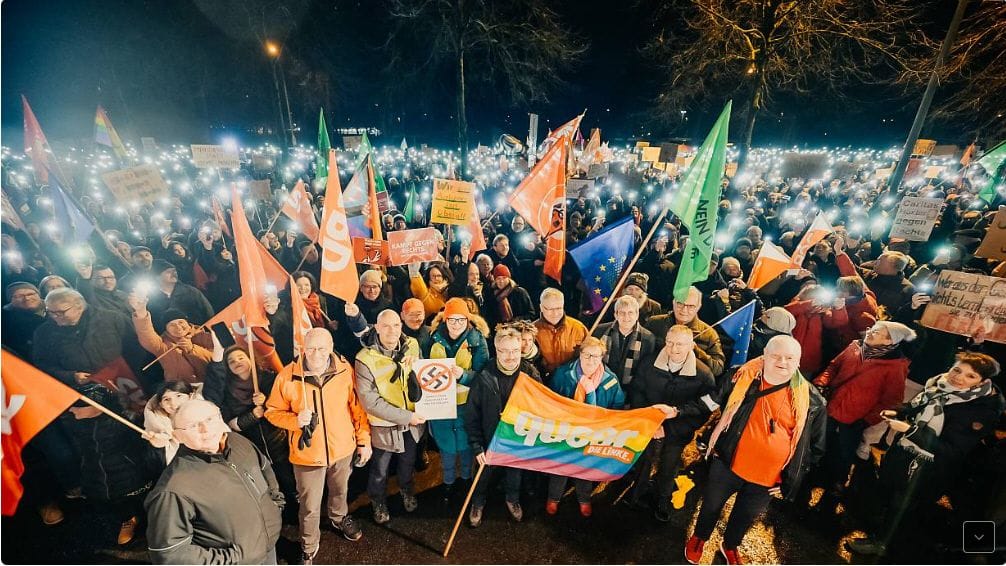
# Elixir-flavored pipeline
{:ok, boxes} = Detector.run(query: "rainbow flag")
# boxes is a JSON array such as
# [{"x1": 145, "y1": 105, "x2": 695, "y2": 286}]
[
  {"x1": 94, "y1": 105, "x2": 128, "y2": 159},
  {"x1": 485, "y1": 375, "x2": 665, "y2": 481}
]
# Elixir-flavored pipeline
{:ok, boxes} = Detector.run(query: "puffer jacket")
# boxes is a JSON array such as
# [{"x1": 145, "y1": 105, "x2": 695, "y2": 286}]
[
  {"x1": 427, "y1": 316, "x2": 490, "y2": 454},
  {"x1": 265, "y1": 354, "x2": 371, "y2": 467},
  {"x1": 814, "y1": 341, "x2": 910, "y2": 426},
  {"x1": 549, "y1": 359, "x2": 625, "y2": 409},
  {"x1": 534, "y1": 315, "x2": 589, "y2": 376},
  {"x1": 785, "y1": 299, "x2": 846, "y2": 376},
  {"x1": 144, "y1": 432, "x2": 283, "y2": 565}
]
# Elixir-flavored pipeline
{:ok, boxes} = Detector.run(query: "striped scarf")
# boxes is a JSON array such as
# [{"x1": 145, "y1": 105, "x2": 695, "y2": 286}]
[
  {"x1": 897, "y1": 374, "x2": 994, "y2": 462},
  {"x1": 602, "y1": 323, "x2": 643, "y2": 384}
]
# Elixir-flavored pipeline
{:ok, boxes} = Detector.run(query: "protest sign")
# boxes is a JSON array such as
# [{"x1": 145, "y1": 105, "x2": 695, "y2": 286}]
[
  {"x1": 249, "y1": 179, "x2": 271, "y2": 200},
  {"x1": 925, "y1": 166, "x2": 945, "y2": 179},
  {"x1": 190, "y1": 144, "x2": 239, "y2": 169},
  {"x1": 921, "y1": 270, "x2": 1006, "y2": 344},
  {"x1": 352, "y1": 237, "x2": 389, "y2": 266},
  {"x1": 634, "y1": 141, "x2": 650, "y2": 149},
  {"x1": 251, "y1": 154, "x2": 275, "y2": 172},
  {"x1": 912, "y1": 139, "x2": 937, "y2": 157},
  {"x1": 566, "y1": 179, "x2": 594, "y2": 198},
  {"x1": 586, "y1": 163, "x2": 609, "y2": 178},
  {"x1": 412, "y1": 358, "x2": 460, "y2": 420},
  {"x1": 100, "y1": 164, "x2": 170, "y2": 205},
  {"x1": 430, "y1": 178, "x2": 475, "y2": 225},
  {"x1": 725, "y1": 162, "x2": 738, "y2": 178},
  {"x1": 889, "y1": 196, "x2": 943, "y2": 241},
  {"x1": 641, "y1": 146, "x2": 661, "y2": 163},
  {"x1": 342, "y1": 135, "x2": 362, "y2": 150},
  {"x1": 780, "y1": 152, "x2": 829, "y2": 180},
  {"x1": 874, "y1": 167, "x2": 894, "y2": 180},
  {"x1": 140, "y1": 137, "x2": 157, "y2": 154},
  {"x1": 659, "y1": 143, "x2": 678, "y2": 163},
  {"x1": 975, "y1": 208, "x2": 1006, "y2": 261},
  {"x1": 932, "y1": 144, "x2": 958, "y2": 157},
  {"x1": 387, "y1": 227, "x2": 441, "y2": 265}
]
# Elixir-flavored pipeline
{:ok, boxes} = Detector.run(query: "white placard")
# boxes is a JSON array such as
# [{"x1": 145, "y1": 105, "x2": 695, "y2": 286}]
[
  {"x1": 889, "y1": 196, "x2": 943, "y2": 241},
  {"x1": 412, "y1": 358, "x2": 459, "y2": 420},
  {"x1": 190, "y1": 144, "x2": 240, "y2": 169}
]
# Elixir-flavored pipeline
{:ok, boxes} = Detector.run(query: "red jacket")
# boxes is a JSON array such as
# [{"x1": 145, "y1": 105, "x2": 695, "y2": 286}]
[
  {"x1": 827, "y1": 292, "x2": 879, "y2": 352},
  {"x1": 785, "y1": 299, "x2": 846, "y2": 376},
  {"x1": 813, "y1": 341, "x2": 909, "y2": 426}
]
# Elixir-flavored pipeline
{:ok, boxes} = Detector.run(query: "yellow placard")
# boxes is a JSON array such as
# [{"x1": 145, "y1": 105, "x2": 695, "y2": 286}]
[
  {"x1": 641, "y1": 146, "x2": 661, "y2": 163},
  {"x1": 430, "y1": 178, "x2": 475, "y2": 225}
]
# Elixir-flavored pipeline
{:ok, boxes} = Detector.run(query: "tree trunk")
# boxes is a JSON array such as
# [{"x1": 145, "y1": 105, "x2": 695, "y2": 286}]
[
  {"x1": 738, "y1": 65, "x2": 766, "y2": 173},
  {"x1": 456, "y1": 50, "x2": 468, "y2": 178}
]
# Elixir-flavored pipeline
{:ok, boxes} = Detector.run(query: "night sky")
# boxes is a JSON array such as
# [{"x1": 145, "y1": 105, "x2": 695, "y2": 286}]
[{"x1": 1, "y1": 0, "x2": 968, "y2": 150}]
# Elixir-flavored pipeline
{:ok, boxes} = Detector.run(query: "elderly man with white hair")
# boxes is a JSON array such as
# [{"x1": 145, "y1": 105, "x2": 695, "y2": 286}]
[
  {"x1": 592, "y1": 295, "x2": 656, "y2": 399},
  {"x1": 684, "y1": 335, "x2": 826, "y2": 566}
]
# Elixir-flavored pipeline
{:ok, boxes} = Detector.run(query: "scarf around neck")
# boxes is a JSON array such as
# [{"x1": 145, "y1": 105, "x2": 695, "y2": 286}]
[
  {"x1": 574, "y1": 359, "x2": 605, "y2": 403},
  {"x1": 303, "y1": 292, "x2": 325, "y2": 327},
  {"x1": 602, "y1": 323, "x2": 643, "y2": 383},
  {"x1": 862, "y1": 340, "x2": 898, "y2": 359},
  {"x1": 897, "y1": 373, "x2": 994, "y2": 463},
  {"x1": 494, "y1": 279, "x2": 516, "y2": 323}
]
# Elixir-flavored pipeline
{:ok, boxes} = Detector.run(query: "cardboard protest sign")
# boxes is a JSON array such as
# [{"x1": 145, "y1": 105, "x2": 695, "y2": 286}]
[
  {"x1": 725, "y1": 162, "x2": 739, "y2": 178},
  {"x1": 975, "y1": 208, "x2": 1006, "y2": 261},
  {"x1": 566, "y1": 178, "x2": 594, "y2": 198},
  {"x1": 430, "y1": 178, "x2": 475, "y2": 225},
  {"x1": 342, "y1": 135, "x2": 362, "y2": 150},
  {"x1": 634, "y1": 141, "x2": 650, "y2": 149},
  {"x1": 388, "y1": 227, "x2": 441, "y2": 265},
  {"x1": 249, "y1": 179, "x2": 271, "y2": 200},
  {"x1": 921, "y1": 270, "x2": 1006, "y2": 344},
  {"x1": 251, "y1": 154, "x2": 275, "y2": 172},
  {"x1": 412, "y1": 358, "x2": 460, "y2": 420},
  {"x1": 190, "y1": 144, "x2": 239, "y2": 169},
  {"x1": 780, "y1": 152, "x2": 828, "y2": 180},
  {"x1": 100, "y1": 164, "x2": 170, "y2": 205},
  {"x1": 889, "y1": 196, "x2": 943, "y2": 241},
  {"x1": 641, "y1": 146, "x2": 661, "y2": 163},
  {"x1": 659, "y1": 143, "x2": 679, "y2": 163},
  {"x1": 352, "y1": 237, "x2": 389, "y2": 266},
  {"x1": 925, "y1": 166, "x2": 945, "y2": 179},
  {"x1": 912, "y1": 139, "x2": 937, "y2": 157},
  {"x1": 586, "y1": 163, "x2": 609, "y2": 178},
  {"x1": 874, "y1": 167, "x2": 894, "y2": 180}
]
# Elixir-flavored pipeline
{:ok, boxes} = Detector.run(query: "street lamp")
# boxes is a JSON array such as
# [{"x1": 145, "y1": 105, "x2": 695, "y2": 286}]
[{"x1": 265, "y1": 40, "x2": 296, "y2": 147}]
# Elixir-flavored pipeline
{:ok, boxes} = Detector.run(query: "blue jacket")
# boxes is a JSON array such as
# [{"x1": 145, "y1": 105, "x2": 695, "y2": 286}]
[
  {"x1": 427, "y1": 322, "x2": 490, "y2": 454},
  {"x1": 550, "y1": 360, "x2": 625, "y2": 409}
]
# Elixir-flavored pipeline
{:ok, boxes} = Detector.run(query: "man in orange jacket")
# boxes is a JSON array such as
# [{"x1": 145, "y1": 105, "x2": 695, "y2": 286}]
[{"x1": 266, "y1": 328, "x2": 371, "y2": 565}]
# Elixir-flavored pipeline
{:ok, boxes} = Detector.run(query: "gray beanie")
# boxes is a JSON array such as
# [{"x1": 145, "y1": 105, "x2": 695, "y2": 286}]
[{"x1": 872, "y1": 321, "x2": 917, "y2": 345}]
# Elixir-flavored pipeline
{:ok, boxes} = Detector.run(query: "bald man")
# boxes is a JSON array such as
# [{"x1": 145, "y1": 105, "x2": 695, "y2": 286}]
[{"x1": 684, "y1": 336, "x2": 826, "y2": 565}]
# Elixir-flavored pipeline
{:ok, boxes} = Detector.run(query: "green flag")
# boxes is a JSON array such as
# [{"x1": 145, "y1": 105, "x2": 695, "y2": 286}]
[
  {"x1": 403, "y1": 182, "x2": 417, "y2": 223},
  {"x1": 355, "y1": 131, "x2": 373, "y2": 169},
  {"x1": 668, "y1": 101, "x2": 731, "y2": 302},
  {"x1": 976, "y1": 139, "x2": 1006, "y2": 204},
  {"x1": 316, "y1": 109, "x2": 331, "y2": 183}
]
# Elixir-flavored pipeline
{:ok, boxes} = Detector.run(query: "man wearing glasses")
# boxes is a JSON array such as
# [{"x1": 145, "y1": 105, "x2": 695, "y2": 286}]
[
  {"x1": 75, "y1": 263, "x2": 132, "y2": 317},
  {"x1": 645, "y1": 286, "x2": 726, "y2": 379},
  {"x1": 533, "y1": 287, "x2": 589, "y2": 380},
  {"x1": 2, "y1": 282, "x2": 46, "y2": 358}
]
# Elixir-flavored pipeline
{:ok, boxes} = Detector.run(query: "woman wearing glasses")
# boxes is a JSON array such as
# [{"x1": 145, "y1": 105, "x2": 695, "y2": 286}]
[
  {"x1": 428, "y1": 298, "x2": 490, "y2": 501},
  {"x1": 545, "y1": 336, "x2": 625, "y2": 517}
]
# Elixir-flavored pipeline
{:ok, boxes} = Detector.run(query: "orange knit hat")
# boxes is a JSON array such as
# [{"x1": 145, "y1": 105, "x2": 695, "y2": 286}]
[{"x1": 443, "y1": 297, "x2": 470, "y2": 319}]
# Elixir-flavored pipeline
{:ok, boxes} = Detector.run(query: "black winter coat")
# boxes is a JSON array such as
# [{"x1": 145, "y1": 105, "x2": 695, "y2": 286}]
[
  {"x1": 630, "y1": 354, "x2": 717, "y2": 443},
  {"x1": 203, "y1": 361, "x2": 290, "y2": 467},
  {"x1": 464, "y1": 361, "x2": 541, "y2": 455},
  {"x1": 1, "y1": 305, "x2": 45, "y2": 359}
]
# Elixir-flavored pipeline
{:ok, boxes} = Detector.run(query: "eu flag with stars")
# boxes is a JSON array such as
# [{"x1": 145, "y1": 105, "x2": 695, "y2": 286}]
[
  {"x1": 47, "y1": 171, "x2": 94, "y2": 245},
  {"x1": 715, "y1": 300, "x2": 757, "y2": 367},
  {"x1": 569, "y1": 216, "x2": 635, "y2": 313}
]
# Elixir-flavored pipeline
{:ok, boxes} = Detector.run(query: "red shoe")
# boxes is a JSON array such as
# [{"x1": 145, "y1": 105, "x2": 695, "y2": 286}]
[
  {"x1": 578, "y1": 502, "x2": 592, "y2": 517},
  {"x1": 720, "y1": 542, "x2": 744, "y2": 565},
  {"x1": 684, "y1": 535, "x2": 705, "y2": 564},
  {"x1": 545, "y1": 500, "x2": 559, "y2": 515}
]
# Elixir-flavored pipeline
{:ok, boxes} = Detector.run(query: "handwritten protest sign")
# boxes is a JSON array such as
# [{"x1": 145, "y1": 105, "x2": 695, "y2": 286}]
[
  {"x1": 190, "y1": 144, "x2": 239, "y2": 169},
  {"x1": 430, "y1": 178, "x2": 475, "y2": 225},
  {"x1": 249, "y1": 179, "x2": 271, "y2": 200},
  {"x1": 912, "y1": 139, "x2": 937, "y2": 157},
  {"x1": 889, "y1": 196, "x2": 943, "y2": 241},
  {"x1": 566, "y1": 178, "x2": 594, "y2": 198},
  {"x1": 412, "y1": 358, "x2": 459, "y2": 420},
  {"x1": 388, "y1": 227, "x2": 441, "y2": 265},
  {"x1": 586, "y1": 163, "x2": 609, "y2": 178},
  {"x1": 352, "y1": 237, "x2": 389, "y2": 266},
  {"x1": 921, "y1": 270, "x2": 1006, "y2": 344},
  {"x1": 975, "y1": 208, "x2": 1006, "y2": 261},
  {"x1": 641, "y1": 146, "x2": 661, "y2": 163},
  {"x1": 100, "y1": 164, "x2": 170, "y2": 205}
]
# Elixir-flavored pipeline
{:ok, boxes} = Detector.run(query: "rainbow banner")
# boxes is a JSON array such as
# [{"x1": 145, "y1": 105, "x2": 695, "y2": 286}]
[
  {"x1": 94, "y1": 105, "x2": 128, "y2": 159},
  {"x1": 485, "y1": 375, "x2": 665, "y2": 481}
]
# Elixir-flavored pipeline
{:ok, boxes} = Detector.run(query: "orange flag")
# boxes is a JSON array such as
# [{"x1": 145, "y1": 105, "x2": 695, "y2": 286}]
[
  {"x1": 366, "y1": 155, "x2": 384, "y2": 241},
  {"x1": 790, "y1": 212, "x2": 834, "y2": 268},
  {"x1": 211, "y1": 196, "x2": 232, "y2": 238},
  {"x1": 509, "y1": 136, "x2": 569, "y2": 282},
  {"x1": 289, "y1": 275, "x2": 314, "y2": 356},
  {"x1": 467, "y1": 192, "x2": 488, "y2": 261},
  {"x1": 22, "y1": 96, "x2": 53, "y2": 185},
  {"x1": 203, "y1": 299, "x2": 284, "y2": 373},
  {"x1": 319, "y1": 149, "x2": 360, "y2": 302},
  {"x1": 280, "y1": 180, "x2": 321, "y2": 242},
  {"x1": 231, "y1": 186, "x2": 274, "y2": 327},
  {"x1": 747, "y1": 241, "x2": 793, "y2": 290},
  {"x1": 2, "y1": 351, "x2": 81, "y2": 515}
]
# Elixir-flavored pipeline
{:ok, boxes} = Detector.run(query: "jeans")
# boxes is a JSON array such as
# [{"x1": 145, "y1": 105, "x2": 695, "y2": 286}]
[
  {"x1": 368, "y1": 433, "x2": 418, "y2": 504},
  {"x1": 293, "y1": 455, "x2": 353, "y2": 556},
  {"x1": 472, "y1": 464, "x2": 522, "y2": 508},
  {"x1": 441, "y1": 449, "x2": 473, "y2": 485},
  {"x1": 693, "y1": 458, "x2": 773, "y2": 549},
  {"x1": 547, "y1": 475, "x2": 593, "y2": 504}
]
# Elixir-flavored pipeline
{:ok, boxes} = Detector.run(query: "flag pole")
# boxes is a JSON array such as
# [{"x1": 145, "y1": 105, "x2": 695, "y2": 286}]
[
  {"x1": 586, "y1": 207, "x2": 671, "y2": 335},
  {"x1": 443, "y1": 460, "x2": 486, "y2": 557},
  {"x1": 76, "y1": 395, "x2": 146, "y2": 435},
  {"x1": 247, "y1": 326, "x2": 260, "y2": 396}
]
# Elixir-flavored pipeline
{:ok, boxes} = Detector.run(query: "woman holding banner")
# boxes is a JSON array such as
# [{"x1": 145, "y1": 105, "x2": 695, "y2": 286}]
[{"x1": 544, "y1": 336, "x2": 625, "y2": 517}]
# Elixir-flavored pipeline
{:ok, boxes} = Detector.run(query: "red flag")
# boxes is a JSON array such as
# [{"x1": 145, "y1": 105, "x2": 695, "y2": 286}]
[
  {"x1": 289, "y1": 275, "x2": 314, "y2": 357},
  {"x1": 211, "y1": 197, "x2": 231, "y2": 238},
  {"x1": 231, "y1": 186, "x2": 273, "y2": 327},
  {"x1": 22, "y1": 96, "x2": 52, "y2": 185},
  {"x1": 89, "y1": 356, "x2": 147, "y2": 413},
  {"x1": 319, "y1": 150, "x2": 360, "y2": 302},
  {"x1": 467, "y1": 192, "x2": 487, "y2": 261},
  {"x1": 366, "y1": 156, "x2": 384, "y2": 241},
  {"x1": 280, "y1": 180, "x2": 321, "y2": 242},
  {"x1": 2, "y1": 351, "x2": 80, "y2": 515},
  {"x1": 509, "y1": 136, "x2": 569, "y2": 282},
  {"x1": 747, "y1": 242, "x2": 793, "y2": 290},
  {"x1": 789, "y1": 212, "x2": 834, "y2": 268},
  {"x1": 960, "y1": 142, "x2": 976, "y2": 167},
  {"x1": 204, "y1": 299, "x2": 284, "y2": 373}
]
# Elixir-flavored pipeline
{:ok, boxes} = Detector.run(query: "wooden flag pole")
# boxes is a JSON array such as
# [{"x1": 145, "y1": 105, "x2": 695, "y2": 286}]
[
  {"x1": 443, "y1": 460, "x2": 486, "y2": 557},
  {"x1": 77, "y1": 395, "x2": 146, "y2": 435},
  {"x1": 140, "y1": 324, "x2": 207, "y2": 371},
  {"x1": 586, "y1": 206, "x2": 672, "y2": 335},
  {"x1": 247, "y1": 326, "x2": 260, "y2": 396}
]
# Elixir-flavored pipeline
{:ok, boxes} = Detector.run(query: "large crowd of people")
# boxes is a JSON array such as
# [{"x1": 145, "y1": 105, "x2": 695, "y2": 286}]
[{"x1": 1, "y1": 136, "x2": 1004, "y2": 565}]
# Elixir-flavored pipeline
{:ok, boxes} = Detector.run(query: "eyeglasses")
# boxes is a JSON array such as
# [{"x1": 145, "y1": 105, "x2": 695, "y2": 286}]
[
  {"x1": 93, "y1": 274, "x2": 117, "y2": 281},
  {"x1": 12, "y1": 291, "x2": 39, "y2": 300},
  {"x1": 674, "y1": 302, "x2": 700, "y2": 310},
  {"x1": 581, "y1": 352, "x2": 604, "y2": 360},
  {"x1": 46, "y1": 305, "x2": 77, "y2": 318},
  {"x1": 446, "y1": 316, "x2": 467, "y2": 324},
  {"x1": 361, "y1": 283, "x2": 381, "y2": 291}
]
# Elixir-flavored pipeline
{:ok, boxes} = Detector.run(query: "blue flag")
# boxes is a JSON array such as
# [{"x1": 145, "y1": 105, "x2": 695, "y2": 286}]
[
  {"x1": 47, "y1": 174, "x2": 94, "y2": 245},
  {"x1": 569, "y1": 216, "x2": 636, "y2": 313},
  {"x1": 715, "y1": 300, "x2": 757, "y2": 367}
]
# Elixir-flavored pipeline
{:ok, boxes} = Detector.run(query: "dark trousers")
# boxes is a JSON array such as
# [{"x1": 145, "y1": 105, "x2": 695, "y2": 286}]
[
  {"x1": 547, "y1": 475, "x2": 593, "y2": 504},
  {"x1": 631, "y1": 439, "x2": 687, "y2": 501},
  {"x1": 472, "y1": 464, "x2": 521, "y2": 508},
  {"x1": 367, "y1": 434, "x2": 418, "y2": 505},
  {"x1": 28, "y1": 419, "x2": 81, "y2": 493},
  {"x1": 822, "y1": 417, "x2": 866, "y2": 493},
  {"x1": 694, "y1": 458, "x2": 773, "y2": 549}
]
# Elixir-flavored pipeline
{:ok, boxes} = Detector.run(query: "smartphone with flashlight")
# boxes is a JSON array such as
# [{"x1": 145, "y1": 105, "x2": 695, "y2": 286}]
[{"x1": 211, "y1": 322, "x2": 236, "y2": 349}]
